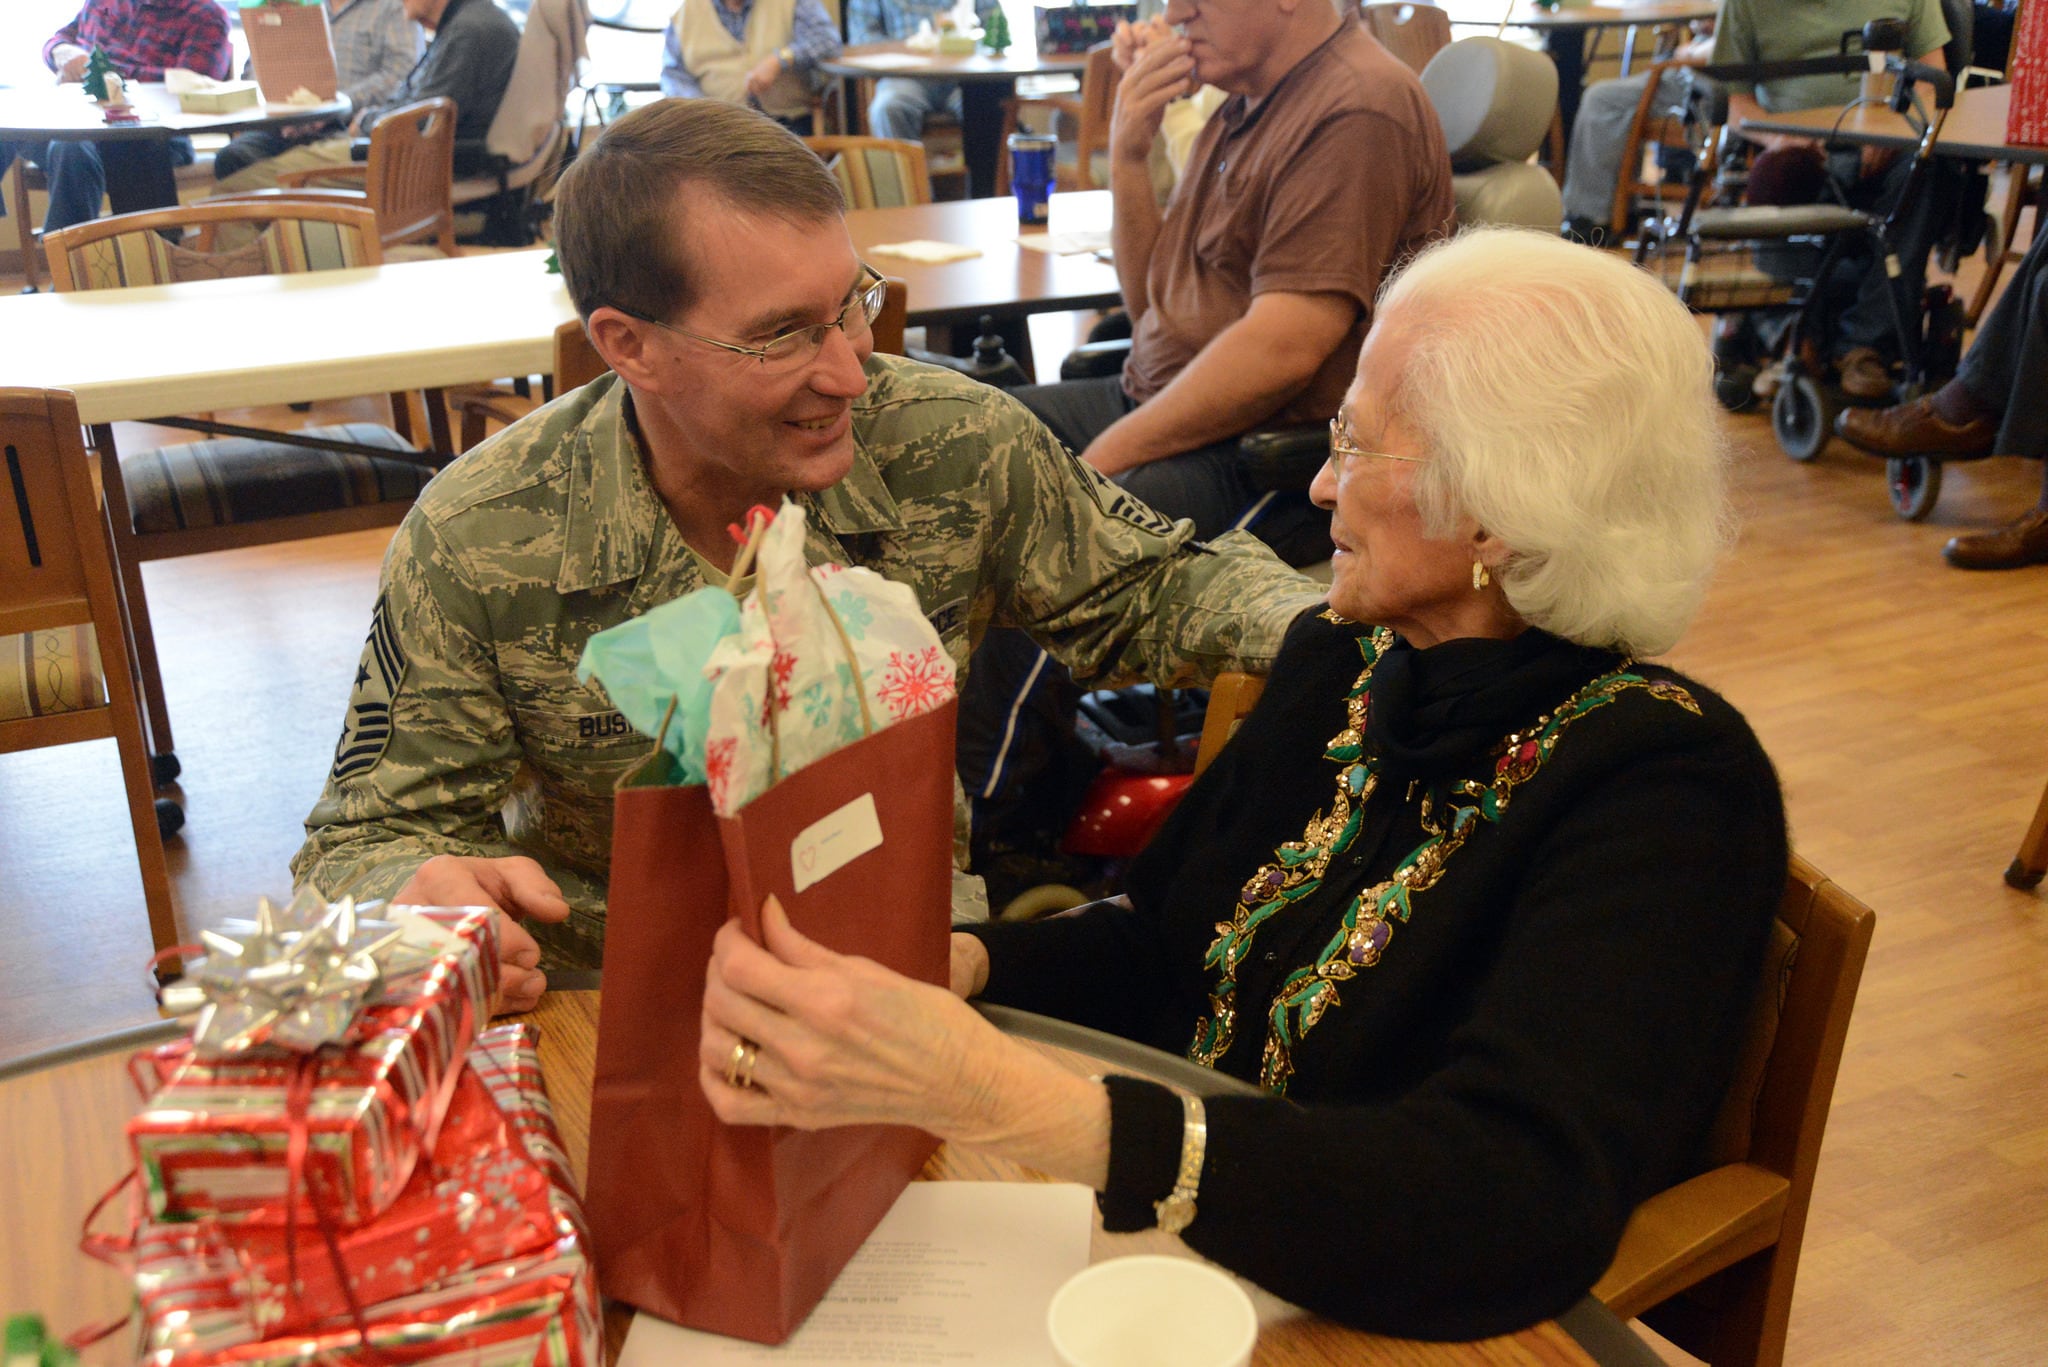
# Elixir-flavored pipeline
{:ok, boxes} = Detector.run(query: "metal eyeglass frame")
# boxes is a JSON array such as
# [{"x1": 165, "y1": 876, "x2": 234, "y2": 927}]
[
  {"x1": 625, "y1": 265, "x2": 888, "y2": 369},
  {"x1": 1329, "y1": 417, "x2": 1427, "y2": 465}
]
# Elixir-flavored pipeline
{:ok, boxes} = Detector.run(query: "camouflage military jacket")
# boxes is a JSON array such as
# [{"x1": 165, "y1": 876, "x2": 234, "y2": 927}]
[{"x1": 292, "y1": 358, "x2": 1324, "y2": 964}]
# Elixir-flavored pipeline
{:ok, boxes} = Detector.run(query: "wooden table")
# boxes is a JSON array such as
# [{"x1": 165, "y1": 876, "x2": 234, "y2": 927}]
[
  {"x1": 848, "y1": 189, "x2": 1122, "y2": 346},
  {"x1": 0, "y1": 247, "x2": 576, "y2": 425},
  {"x1": 1453, "y1": 1, "x2": 1719, "y2": 137},
  {"x1": 1739, "y1": 83, "x2": 2048, "y2": 168},
  {"x1": 0, "y1": 996, "x2": 1658, "y2": 1367},
  {"x1": 528, "y1": 989, "x2": 1654, "y2": 1367},
  {"x1": 0, "y1": 81, "x2": 351, "y2": 216},
  {"x1": 821, "y1": 41, "x2": 1091, "y2": 198}
]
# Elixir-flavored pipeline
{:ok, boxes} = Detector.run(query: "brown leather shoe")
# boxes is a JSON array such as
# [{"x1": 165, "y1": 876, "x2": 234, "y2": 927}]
[
  {"x1": 1944, "y1": 507, "x2": 2048, "y2": 570},
  {"x1": 1837, "y1": 347, "x2": 1895, "y2": 402},
  {"x1": 1836, "y1": 395, "x2": 1997, "y2": 458}
]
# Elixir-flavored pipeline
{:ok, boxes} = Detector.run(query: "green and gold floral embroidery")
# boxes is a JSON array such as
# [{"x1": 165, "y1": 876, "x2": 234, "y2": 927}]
[{"x1": 1189, "y1": 634, "x2": 1701, "y2": 1094}]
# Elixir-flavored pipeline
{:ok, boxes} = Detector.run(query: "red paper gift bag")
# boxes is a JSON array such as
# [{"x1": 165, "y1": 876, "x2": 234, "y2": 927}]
[
  {"x1": 2009, "y1": 0, "x2": 2048, "y2": 146},
  {"x1": 586, "y1": 698, "x2": 956, "y2": 1345}
]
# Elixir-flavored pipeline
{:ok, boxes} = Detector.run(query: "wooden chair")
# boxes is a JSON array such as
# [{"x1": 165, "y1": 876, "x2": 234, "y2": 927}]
[
  {"x1": 258, "y1": 97, "x2": 460, "y2": 258},
  {"x1": 1193, "y1": 670, "x2": 1265, "y2": 775},
  {"x1": 996, "y1": 43, "x2": 1121, "y2": 195},
  {"x1": 804, "y1": 135, "x2": 933, "y2": 208},
  {"x1": 2003, "y1": 770, "x2": 2048, "y2": 888},
  {"x1": 7, "y1": 155, "x2": 49, "y2": 293},
  {"x1": 1595, "y1": 856, "x2": 1876, "y2": 1367},
  {"x1": 1609, "y1": 57, "x2": 1706, "y2": 243},
  {"x1": 0, "y1": 388, "x2": 181, "y2": 966},
  {"x1": 42, "y1": 200, "x2": 438, "y2": 780},
  {"x1": 1359, "y1": 2, "x2": 1453, "y2": 75}
]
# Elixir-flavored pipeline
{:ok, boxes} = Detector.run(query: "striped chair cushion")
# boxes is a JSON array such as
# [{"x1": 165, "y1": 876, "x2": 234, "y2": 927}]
[
  {"x1": 822, "y1": 147, "x2": 921, "y2": 209},
  {"x1": 55, "y1": 217, "x2": 374, "y2": 290},
  {"x1": 0, "y1": 626, "x2": 106, "y2": 723},
  {"x1": 121, "y1": 424, "x2": 432, "y2": 535}
]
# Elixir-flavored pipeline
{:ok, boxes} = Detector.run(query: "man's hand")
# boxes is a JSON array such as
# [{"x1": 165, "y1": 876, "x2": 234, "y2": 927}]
[
  {"x1": 1110, "y1": 15, "x2": 1175, "y2": 72},
  {"x1": 1109, "y1": 27, "x2": 1196, "y2": 167},
  {"x1": 52, "y1": 45, "x2": 90, "y2": 82},
  {"x1": 745, "y1": 53, "x2": 784, "y2": 98},
  {"x1": 948, "y1": 932, "x2": 990, "y2": 1000},
  {"x1": 392, "y1": 855, "x2": 571, "y2": 1016}
]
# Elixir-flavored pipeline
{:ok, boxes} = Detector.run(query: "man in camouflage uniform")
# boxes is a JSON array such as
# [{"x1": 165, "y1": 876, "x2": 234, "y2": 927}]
[{"x1": 292, "y1": 99, "x2": 1322, "y2": 1010}]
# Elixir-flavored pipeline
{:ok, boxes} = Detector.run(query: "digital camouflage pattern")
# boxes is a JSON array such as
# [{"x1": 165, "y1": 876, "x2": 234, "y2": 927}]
[{"x1": 293, "y1": 357, "x2": 1325, "y2": 965}]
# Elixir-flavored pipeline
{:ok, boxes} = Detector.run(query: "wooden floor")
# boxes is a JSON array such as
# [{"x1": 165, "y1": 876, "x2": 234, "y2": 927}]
[{"x1": 5, "y1": 352, "x2": 2048, "y2": 1359}]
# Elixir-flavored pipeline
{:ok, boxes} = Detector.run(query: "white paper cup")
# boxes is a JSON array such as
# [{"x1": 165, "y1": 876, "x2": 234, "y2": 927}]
[{"x1": 1046, "y1": 1255, "x2": 1258, "y2": 1367}]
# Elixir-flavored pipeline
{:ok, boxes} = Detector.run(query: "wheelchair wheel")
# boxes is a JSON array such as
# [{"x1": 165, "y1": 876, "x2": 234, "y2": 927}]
[
  {"x1": 1886, "y1": 457, "x2": 1943, "y2": 522},
  {"x1": 1714, "y1": 366, "x2": 1760, "y2": 413},
  {"x1": 1772, "y1": 374, "x2": 1835, "y2": 462}
]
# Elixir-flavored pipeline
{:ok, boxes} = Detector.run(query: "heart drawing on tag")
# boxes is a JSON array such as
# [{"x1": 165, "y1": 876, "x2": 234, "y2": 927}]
[{"x1": 796, "y1": 844, "x2": 818, "y2": 873}]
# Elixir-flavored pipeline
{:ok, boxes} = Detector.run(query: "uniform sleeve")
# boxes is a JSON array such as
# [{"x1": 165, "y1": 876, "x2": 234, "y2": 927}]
[
  {"x1": 1135, "y1": 723, "x2": 1787, "y2": 1340},
  {"x1": 977, "y1": 392, "x2": 1324, "y2": 685},
  {"x1": 1246, "y1": 108, "x2": 1433, "y2": 314},
  {"x1": 290, "y1": 510, "x2": 532, "y2": 904}
]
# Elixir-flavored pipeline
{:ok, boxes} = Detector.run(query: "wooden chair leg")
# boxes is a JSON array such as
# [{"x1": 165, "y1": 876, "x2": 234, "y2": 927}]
[
  {"x1": 108, "y1": 633, "x2": 183, "y2": 967},
  {"x1": 389, "y1": 390, "x2": 418, "y2": 445},
  {"x1": 8, "y1": 157, "x2": 46, "y2": 294},
  {"x1": 90, "y1": 425, "x2": 176, "y2": 767},
  {"x1": 1968, "y1": 164, "x2": 2037, "y2": 328},
  {"x1": 422, "y1": 387, "x2": 454, "y2": 458},
  {"x1": 2005, "y1": 772, "x2": 2048, "y2": 889}
]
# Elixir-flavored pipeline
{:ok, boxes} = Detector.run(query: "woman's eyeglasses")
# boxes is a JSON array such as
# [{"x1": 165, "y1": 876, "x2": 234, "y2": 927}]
[
  {"x1": 1329, "y1": 418, "x2": 1427, "y2": 466},
  {"x1": 628, "y1": 266, "x2": 888, "y2": 373}
]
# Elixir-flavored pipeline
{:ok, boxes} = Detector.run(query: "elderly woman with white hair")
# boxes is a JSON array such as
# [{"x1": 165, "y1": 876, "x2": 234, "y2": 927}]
[{"x1": 695, "y1": 229, "x2": 1787, "y2": 1339}]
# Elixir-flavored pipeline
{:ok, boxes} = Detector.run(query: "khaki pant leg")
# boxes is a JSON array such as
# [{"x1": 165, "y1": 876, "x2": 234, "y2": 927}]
[{"x1": 208, "y1": 136, "x2": 356, "y2": 196}]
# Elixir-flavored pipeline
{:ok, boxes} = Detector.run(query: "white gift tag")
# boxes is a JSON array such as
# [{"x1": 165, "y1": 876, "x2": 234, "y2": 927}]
[{"x1": 791, "y1": 793, "x2": 883, "y2": 892}]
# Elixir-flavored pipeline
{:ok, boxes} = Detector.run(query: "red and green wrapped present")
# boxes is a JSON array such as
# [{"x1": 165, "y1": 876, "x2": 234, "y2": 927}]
[
  {"x1": 128, "y1": 894, "x2": 499, "y2": 1227},
  {"x1": 133, "y1": 1023, "x2": 600, "y2": 1367}
]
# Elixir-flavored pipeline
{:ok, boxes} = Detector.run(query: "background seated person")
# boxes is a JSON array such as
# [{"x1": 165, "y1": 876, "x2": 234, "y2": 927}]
[
  {"x1": 289, "y1": 99, "x2": 1322, "y2": 1012},
  {"x1": 211, "y1": 0, "x2": 519, "y2": 193},
  {"x1": 697, "y1": 229, "x2": 1788, "y2": 1340},
  {"x1": 212, "y1": 0, "x2": 423, "y2": 184},
  {"x1": 661, "y1": 0, "x2": 841, "y2": 135},
  {"x1": 1838, "y1": 225, "x2": 2048, "y2": 569},
  {"x1": 849, "y1": 0, "x2": 1000, "y2": 145},
  {"x1": 1711, "y1": 0, "x2": 1958, "y2": 402},
  {"x1": 0, "y1": 0, "x2": 230, "y2": 233},
  {"x1": 1559, "y1": 20, "x2": 1716, "y2": 245}
]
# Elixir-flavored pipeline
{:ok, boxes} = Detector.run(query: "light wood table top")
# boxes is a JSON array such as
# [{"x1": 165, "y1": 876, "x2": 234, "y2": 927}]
[
  {"x1": 0, "y1": 248, "x2": 576, "y2": 425},
  {"x1": 0, "y1": 81, "x2": 350, "y2": 143},
  {"x1": 1739, "y1": 84, "x2": 2048, "y2": 168},
  {"x1": 526, "y1": 990, "x2": 1634, "y2": 1367},
  {"x1": 849, "y1": 191, "x2": 1123, "y2": 328},
  {"x1": 1453, "y1": 0, "x2": 1717, "y2": 31},
  {"x1": 820, "y1": 39, "x2": 1089, "y2": 83}
]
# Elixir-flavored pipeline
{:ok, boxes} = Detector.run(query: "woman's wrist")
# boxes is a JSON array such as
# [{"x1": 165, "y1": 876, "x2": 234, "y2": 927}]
[{"x1": 949, "y1": 931, "x2": 991, "y2": 999}]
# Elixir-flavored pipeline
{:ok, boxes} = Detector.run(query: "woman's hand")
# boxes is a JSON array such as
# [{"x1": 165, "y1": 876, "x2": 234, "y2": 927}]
[
  {"x1": 698, "y1": 895, "x2": 1007, "y2": 1136},
  {"x1": 949, "y1": 932, "x2": 990, "y2": 1000}
]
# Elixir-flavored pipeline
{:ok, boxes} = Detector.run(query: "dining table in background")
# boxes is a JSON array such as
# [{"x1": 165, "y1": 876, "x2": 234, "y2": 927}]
[
  {"x1": 1736, "y1": 82, "x2": 2044, "y2": 167},
  {"x1": 820, "y1": 41, "x2": 1092, "y2": 199},
  {"x1": 847, "y1": 188, "x2": 1122, "y2": 374},
  {"x1": 0, "y1": 81, "x2": 352, "y2": 218}
]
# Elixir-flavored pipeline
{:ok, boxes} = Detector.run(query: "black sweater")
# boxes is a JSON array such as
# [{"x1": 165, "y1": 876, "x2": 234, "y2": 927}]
[{"x1": 967, "y1": 611, "x2": 1786, "y2": 1340}]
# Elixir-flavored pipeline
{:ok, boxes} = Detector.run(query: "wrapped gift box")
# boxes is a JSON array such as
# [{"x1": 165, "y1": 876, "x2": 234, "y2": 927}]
[
  {"x1": 134, "y1": 1024, "x2": 600, "y2": 1367},
  {"x1": 128, "y1": 906, "x2": 498, "y2": 1227}
]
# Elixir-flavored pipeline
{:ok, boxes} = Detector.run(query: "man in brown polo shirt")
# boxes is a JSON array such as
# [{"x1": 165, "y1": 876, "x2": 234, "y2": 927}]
[
  {"x1": 1012, "y1": 0, "x2": 1452, "y2": 549},
  {"x1": 958, "y1": 0, "x2": 1454, "y2": 911}
]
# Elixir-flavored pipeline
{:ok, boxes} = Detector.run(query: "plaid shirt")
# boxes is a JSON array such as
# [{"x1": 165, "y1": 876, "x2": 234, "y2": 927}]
[
  {"x1": 328, "y1": 0, "x2": 423, "y2": 109},
  {"x1": 44, "y1": 0, "x2": 232, "y2": 82},
  {"x1": 845, "y1": 0, "x2": 998, "y2": 46},
  {"x1": 660, "y1": 0, "x2": 842, "y2": 99}
]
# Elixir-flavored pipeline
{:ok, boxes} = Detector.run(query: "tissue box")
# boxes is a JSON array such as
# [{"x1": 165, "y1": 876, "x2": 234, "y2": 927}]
[
  {"x1": 937, "y1": 31, "x2": 981, "y2": 54},
  {"x1": 134, "y1": 1025, "x2": 600, "y2": 1367},
  {"x1": 127, "y1": 907, "x2": 498, "y2": 1228},
  {"x1": 178, "y1": 81, "x2": 263, "y2": 113}
]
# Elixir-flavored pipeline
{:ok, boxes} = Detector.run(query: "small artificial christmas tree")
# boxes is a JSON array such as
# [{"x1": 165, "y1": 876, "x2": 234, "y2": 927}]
[
  {"x1": 82, "y1": 47, "x2": 119, "y2": 102},
  {"x1": 981, "y1": 7, "x2": 1012, "y2": 54}
]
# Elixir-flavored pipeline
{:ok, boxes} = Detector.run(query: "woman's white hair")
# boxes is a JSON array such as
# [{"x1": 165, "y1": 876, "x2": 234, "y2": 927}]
[{"x1": 1377, "y1": 227, "x2": 1730, "y2": 657}]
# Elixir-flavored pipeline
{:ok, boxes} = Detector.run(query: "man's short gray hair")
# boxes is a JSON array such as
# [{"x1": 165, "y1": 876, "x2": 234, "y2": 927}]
[{"x1": 1378, "y1": 228, "x2": 1729, "y2": 657}]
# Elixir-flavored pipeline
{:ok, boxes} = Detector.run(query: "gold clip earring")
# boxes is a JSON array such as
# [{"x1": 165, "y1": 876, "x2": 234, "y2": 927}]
[{"x1": 1472, "y1": 561, "x2": 1491, "y2": 591}]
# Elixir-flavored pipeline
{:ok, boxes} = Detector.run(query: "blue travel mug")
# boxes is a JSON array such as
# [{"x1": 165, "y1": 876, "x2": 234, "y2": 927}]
[{"x1": 1008, "y1": 132, "x2": 1057, "y2": 225}]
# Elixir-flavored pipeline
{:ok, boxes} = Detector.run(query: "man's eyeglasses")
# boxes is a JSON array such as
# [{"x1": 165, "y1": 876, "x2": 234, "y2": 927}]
[
  {"x1": 628, "y1": 266, "x2": 888, "y2": 373},
  {"x1": 1329, "y1": 418, "x2": 1427, "y2": 466}
]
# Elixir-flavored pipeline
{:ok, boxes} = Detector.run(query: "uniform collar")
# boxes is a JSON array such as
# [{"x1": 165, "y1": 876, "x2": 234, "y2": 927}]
[{"x1": 555, "y1": 373, "x2": 906, "y2": 596}]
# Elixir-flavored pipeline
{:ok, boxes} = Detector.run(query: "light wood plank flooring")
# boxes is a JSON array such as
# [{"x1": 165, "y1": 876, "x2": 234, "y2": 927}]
[{"x1": 5, "y1": 380, "x2": 2047, "y2": 1363}]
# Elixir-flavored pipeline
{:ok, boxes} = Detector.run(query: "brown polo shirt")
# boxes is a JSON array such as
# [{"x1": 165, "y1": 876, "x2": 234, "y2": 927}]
[{"x1": 1122, "y1": 23, "x2": 1455, "y2": 425}]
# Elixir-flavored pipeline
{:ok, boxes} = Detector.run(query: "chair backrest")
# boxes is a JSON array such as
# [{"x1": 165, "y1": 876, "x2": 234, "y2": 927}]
[
  {"x1": 488, "y1": 0, "x2": 593, "y2": 167},
  {"x1": 1193, "y1": 671, "x2": 1267, "y2": 775},
  {"x1": 366, "y1": 96, "x2": 458, "y2": 255},
  {"x1": 1360, "y1": 2, "x2": 1453, "y2": 75},
  {"x1": 41, "y1": 201, "x2": 384, "y2": 292},
  {"x1": 0, "y1": 390, "x2": 102, "y2": 644},
  {"x1": 1074, "y1": 42, "x2": 1123, "y2": 179},
  {"x1": 1422, "y1": 36, "x2": 1559, "y2": 170},
  {"x1": 873, "y1": 277, "x2": 908, "y2": 358},
  {"x1": 805, "y1": 136, "x2": 933, "y2": 208}
]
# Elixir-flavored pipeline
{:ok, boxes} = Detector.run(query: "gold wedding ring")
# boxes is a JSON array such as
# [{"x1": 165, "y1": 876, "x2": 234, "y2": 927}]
[{"x1": 726, "y1": 1038, "x2": 760, "y2": 1090}]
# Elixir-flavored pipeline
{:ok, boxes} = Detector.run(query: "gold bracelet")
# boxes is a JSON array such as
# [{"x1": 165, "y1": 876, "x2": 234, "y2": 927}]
[{"x1": 1153, "y1": 1092, "x2": 1206, "y2": 1235}]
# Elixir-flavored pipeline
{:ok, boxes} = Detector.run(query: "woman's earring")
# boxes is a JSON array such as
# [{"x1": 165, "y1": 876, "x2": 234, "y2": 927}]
[{"x1": 1472, "y1": 561, "x2": 1491, "y2": 591}]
